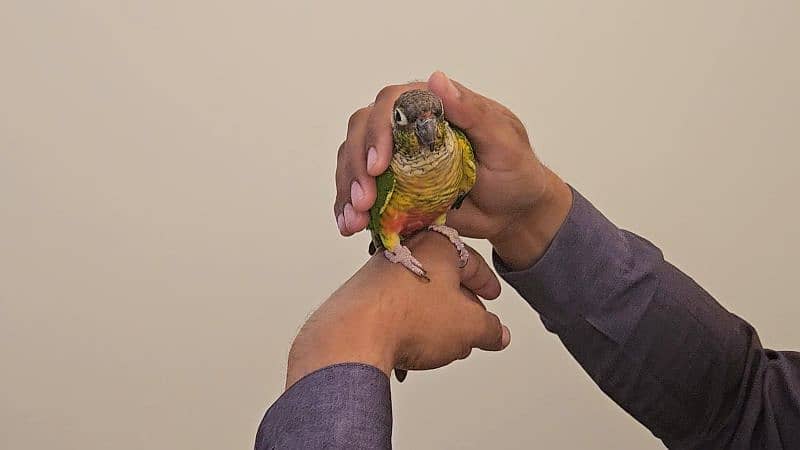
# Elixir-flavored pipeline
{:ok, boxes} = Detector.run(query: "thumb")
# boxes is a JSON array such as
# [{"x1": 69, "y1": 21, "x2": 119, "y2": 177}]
[{"x1": 427, "y1": 71, "x2": 487, "y2": 133}]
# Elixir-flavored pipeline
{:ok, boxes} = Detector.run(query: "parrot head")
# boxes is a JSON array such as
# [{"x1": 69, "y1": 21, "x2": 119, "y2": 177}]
[{"x1": 392, "y1": 89, "x2": 444, "y2": 151}]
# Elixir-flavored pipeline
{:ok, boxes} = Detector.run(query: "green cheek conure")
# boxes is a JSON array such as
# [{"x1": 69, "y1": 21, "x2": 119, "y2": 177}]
[{"x1": 368, "y1": 89, "x2": 477, "y2": 282}]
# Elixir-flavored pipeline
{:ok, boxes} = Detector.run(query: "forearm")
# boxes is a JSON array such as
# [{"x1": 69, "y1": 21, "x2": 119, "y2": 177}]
[
  {"x1": 492, "y1": 186, "x2": 795, "y2": 447},
  {"x1": 257, "y1": 276, "x2": 396, "y2": 449},
  {"x1": 284, "y1": 282, "x2": 396, "y2": 389}
]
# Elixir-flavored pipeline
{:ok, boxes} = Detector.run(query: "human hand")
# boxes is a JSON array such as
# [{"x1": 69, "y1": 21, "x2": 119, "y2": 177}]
[
  {"x1": 285, "y1": 232, "x2": 510, "y2": 388},
  {"x1": 334, "y1": 71, "x2": 573, "y2": 271}
]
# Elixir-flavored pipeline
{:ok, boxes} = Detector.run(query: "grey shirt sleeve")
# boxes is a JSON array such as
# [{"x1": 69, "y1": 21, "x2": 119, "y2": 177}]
[
  {"x1": 494, "y1": 187, "x2": 800, "y2": 449},
  {"x1": 255, "y1": 363, "x2": 392, "y2": 450}
]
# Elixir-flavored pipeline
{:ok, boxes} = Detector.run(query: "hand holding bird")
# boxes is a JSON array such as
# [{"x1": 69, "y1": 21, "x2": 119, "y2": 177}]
[{"x1": 334, "y1": 71, "x2": 572, "y2": 272}]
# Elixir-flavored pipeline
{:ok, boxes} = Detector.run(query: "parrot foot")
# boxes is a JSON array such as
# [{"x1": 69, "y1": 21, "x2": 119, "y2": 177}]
[
  {"x1": 428, "y1": 224, "x2": 469, "y2": 268},
  {"x1": 384, "y1": 245, "x2": 430, "y2": 282}
]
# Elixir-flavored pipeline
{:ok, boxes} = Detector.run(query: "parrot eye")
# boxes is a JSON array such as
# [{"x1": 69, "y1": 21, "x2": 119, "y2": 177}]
[{"x1": 393, "y1": 108, "x2": 408, "y2": 126}]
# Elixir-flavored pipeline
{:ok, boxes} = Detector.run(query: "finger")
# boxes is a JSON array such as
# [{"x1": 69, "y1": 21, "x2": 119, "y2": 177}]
[
  {"x1": 334, "y1": 141, "x2": 349, "y2": 233},
  {"x1": 460, "y1": 287, "x2": 487, "y2": 310},
  {"x1": 364, "y1": 82, "x2": 426, "y2": 177},
  {"x1": 334, "y1": 110, "x2": 367, "y2": 221},
  {"x1": 427, "y1": 71, "x2": 491, "y2": 135},
  {"x1": 346, "y1": 107, "x2": 377, "y2": 213},
  {"x1": 467, "y1": 307, "x2": 510, "y2": 352},
  {"x1": 334, "y1": 107, "x2": 374, "y2": 234},
  {"x1": 459, "y1": 246, "x2": 502, "y2": 300},
  {"x1": 343, "y1": 203, "x2": 369, "y2": 235}
]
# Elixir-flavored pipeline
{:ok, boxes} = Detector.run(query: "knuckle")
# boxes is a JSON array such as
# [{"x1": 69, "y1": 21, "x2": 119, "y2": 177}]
[
  {"x1": 486, "y1": 312, "x2": 501, "y2": 330},
  {"x1": 347, "y1": 107, "x2": 369, "y2": 129},
  {"x1": 476, "y1": 271, "x2": 493, "y2": 293},
  {"x1": 462, "y1": 255, "x2": 479, "y2": 280},
  {"x1": 334, "y1": 153, "x2": 347, "y2": 183},
  {"x1": 335, "y1": 167, "x2": 350, "y2": 200},
  {"x1": 508, "y1": 114, "x2": 528, "y2": 139},
  {"x1": 364, "y1": 124, "x2": 378, "y2": 143},
  {"x1": 333, "y1": 196, "x2": 346, "y2": 215},
  {"x1": 375, "y1": 84, "x2": 399, "y2": 102},
  {"x1": 475, "y1": 97, "x2": 491, "y2": 116}
]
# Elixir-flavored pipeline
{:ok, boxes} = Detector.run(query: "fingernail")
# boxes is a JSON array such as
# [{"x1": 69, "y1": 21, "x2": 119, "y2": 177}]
[
  {"x1": 351, "y1": 180, "x2": 364, "y2": 204},
  {"x1": 501, "y1": 325, "x2": 511, "y2": 348},
  {"x1": 367, "y1": 147, "x2": 377, "y2": 172},
  {"x1": 344, "y1": 203, "x2": 356, "y2": 229},
  {"x1": 336, "y1": 213, "x2": 346, "y2": 234}
]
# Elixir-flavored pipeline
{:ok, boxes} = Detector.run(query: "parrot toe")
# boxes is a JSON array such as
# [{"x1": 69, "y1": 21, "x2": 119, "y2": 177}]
[
  {"x1": 457, "y1": 249, "x2": 469, "y2": 268},
  {"x1": 384, "y1": 245, "x2": 429, "y2": 282},
  {"x1": 428, "y1": 224, "x2": 469, "y2": 268}
]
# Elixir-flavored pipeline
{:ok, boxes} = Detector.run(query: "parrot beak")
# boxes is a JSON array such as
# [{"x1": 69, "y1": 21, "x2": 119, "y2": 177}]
[{"x1": 415, "y1": 117, "x2": 437, "y2": 147}]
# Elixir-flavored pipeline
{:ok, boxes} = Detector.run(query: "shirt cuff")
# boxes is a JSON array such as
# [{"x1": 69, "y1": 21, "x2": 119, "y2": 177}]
[{"x1": 256, "y1": 363, "x2": 392, "y2": 450}]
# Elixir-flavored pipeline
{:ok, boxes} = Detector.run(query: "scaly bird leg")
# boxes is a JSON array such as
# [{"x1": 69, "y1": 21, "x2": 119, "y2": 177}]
[
  {"x1": 428, "y1": 224, "x2": 469, "y2": 268},
  {"x1": 384, "y1": 244, "x2": 430, "y2": 282}
]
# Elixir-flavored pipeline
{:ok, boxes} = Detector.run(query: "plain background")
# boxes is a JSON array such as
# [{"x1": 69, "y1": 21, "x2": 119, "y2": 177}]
[{"x1": 2, "y1": 1, "x2": 798, "y2": 449}]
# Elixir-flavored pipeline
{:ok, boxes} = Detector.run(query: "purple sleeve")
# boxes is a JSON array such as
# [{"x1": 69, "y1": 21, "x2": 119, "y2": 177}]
[
  {"x1": 255, "y1": 363, "x2": 392, "y2": 450},
  {"x1": 494, "y1": 187, "x2": 800, "y2": 449}
]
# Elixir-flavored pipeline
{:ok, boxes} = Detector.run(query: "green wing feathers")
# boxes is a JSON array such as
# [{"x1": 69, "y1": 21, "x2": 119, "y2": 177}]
[
  {"x1": 368, "y1": 169, "x2": 396, "y2": 251},
  {"x1": 451, "y1": 126, "x2": 477, "y2": 210}
]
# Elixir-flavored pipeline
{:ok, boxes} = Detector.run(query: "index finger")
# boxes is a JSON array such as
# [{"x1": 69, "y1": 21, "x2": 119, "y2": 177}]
[{"x1": 364, "y1": 82, "x2": 427, "y2": 177}]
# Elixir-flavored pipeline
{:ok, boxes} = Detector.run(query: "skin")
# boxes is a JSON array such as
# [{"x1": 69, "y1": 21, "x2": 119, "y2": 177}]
[
  {"x1": 286, "y1": 232, "x2": 510, "y2": 388},
  {"x1": 335, "y1": 71, "x2": 573, "y2": 271},
  {"x1": 290, "y1": 72, "x2": 573, "y2": 386}
]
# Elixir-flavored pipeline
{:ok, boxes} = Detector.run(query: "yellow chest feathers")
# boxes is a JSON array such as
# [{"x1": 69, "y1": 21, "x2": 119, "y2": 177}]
[{"x1": 388, "y1": 129, "x2": 465, "y2": 211}]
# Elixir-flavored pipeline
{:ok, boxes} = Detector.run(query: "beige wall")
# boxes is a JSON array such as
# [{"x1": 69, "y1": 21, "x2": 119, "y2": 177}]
[{"x1": 2, "y1": 1, "x2": 798, "y2": 449}]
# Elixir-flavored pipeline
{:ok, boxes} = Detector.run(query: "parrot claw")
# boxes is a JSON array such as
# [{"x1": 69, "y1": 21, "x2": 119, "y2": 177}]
[
  {"x1": 428, "y1": 224, "x2": 469, "y2": 268},
  {"x1": 384, "y1": 245, "x2": 429, "y2": 282}
]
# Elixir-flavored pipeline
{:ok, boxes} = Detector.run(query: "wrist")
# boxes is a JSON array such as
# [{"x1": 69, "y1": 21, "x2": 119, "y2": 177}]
[
  {"x1": 490, "y1": 170, "x2": 572, "y2": 271},
  {"x1": 285, "y1": 287, "x2": 398, "y2": 388}
]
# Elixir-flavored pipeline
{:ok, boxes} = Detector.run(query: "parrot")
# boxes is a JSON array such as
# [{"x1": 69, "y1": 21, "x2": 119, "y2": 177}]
[
  {"x1": 366, "y1": 89, "x2": 477, "y2": 382},
  {"x1": 368, "y1": 89, "x2": 477, "y2": 282}
]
